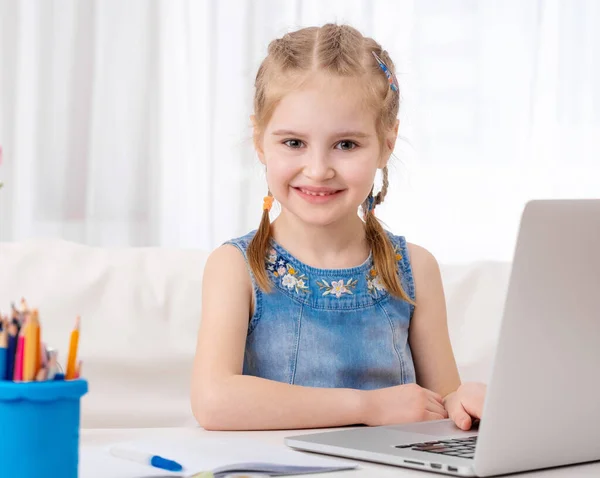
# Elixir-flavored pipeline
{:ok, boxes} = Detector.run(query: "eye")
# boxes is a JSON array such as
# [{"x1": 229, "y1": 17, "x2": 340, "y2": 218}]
[
  {"x1": 336, "y1": 140, "x2": 358, "y2": 151},
  {"x1": 283, "y1": 139, "x2": 304, "y2": 149}
]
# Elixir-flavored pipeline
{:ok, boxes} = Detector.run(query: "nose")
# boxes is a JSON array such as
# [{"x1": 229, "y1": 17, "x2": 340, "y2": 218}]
[{"x1": 303, "y1": 148, "x2": 335, "y2": 181}]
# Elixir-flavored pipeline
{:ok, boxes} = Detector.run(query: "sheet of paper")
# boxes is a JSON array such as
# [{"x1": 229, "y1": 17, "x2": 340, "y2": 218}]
[{"x1": 80, "y1": 435, "x2": 357, "y2": 478}]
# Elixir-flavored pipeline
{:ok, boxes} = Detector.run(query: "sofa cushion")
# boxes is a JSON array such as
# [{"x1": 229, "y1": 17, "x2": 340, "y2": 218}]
[{"x1": 0, "y1": 239, "x2": 510, "y2": 428}]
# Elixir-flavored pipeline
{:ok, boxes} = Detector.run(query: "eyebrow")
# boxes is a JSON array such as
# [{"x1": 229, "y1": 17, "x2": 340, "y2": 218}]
[{"x1": 271, "y1": 129, "x2": 371, "y2": 139}]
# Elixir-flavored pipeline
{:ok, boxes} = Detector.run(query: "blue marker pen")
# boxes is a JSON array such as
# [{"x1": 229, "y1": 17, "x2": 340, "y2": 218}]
[{"x1": 110, "y1": 446, "x2": 184, "y2": 472}]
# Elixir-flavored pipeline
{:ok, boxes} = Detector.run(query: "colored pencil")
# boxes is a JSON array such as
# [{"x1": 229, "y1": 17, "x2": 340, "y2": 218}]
[
  {"x1": 23, "y1": 310, "x2": 40, "y2": 382},
  {"x1": 5, "y1": 322, "x2": 18, "y2": 381},
  {"x1": 66, "y1": 316, "x2": 80, "y2": 380},
  {"x1": 0, "y1": 326, "x2": 7, "y2": 380},
  {"x1": 76, "y1": 360, "x2": 83, "y2": 379},
  {"x1": 2, "y1": 300, "x2": 84, "y2": 382},
  {"x1": 36, "y1": 312, "x2": 43, "y2": 371},
  {"x1": 36, "y1": 367, "x2": 48, "y2": 381},
  {"x1": 13, "y1": 323, "x2": 26, "y2": 381}
]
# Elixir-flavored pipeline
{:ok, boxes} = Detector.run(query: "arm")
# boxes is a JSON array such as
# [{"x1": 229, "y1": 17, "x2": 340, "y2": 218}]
[
  {"x1": 407, "y1": 243, "x2": 461, "y2": 398},
  {"x1": 407, "y1": 243, "x2": 486, "y2": 430},
  {"x1": 190, "y1": 245, "x2": 364, "y2": 431}
]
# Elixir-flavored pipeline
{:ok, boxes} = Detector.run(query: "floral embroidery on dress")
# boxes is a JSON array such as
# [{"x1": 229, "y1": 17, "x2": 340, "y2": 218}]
[
  {"x1": 366, "y1": 268, "x2": 386, "y2": 297},
  {"x1": 366, "y1": 244, "x2": 403, "y2": 297},
  {"x1": 266, "y1": 248, "x2": 309, "y2": 294},
  {"x1": 394, "y1": 244, "x2": 403, "y2": 262},
  {"x1": 316, "y1": 278, "x2": 358, "y2": 298},
  {"x1": 267, "y1": 249, "x2": 278, "y2": 265},
  {"x1": 264, "y1": 240, "x2": 403, "y2": 298}
]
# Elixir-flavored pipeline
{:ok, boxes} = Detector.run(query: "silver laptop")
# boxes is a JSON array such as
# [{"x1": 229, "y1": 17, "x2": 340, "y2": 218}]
[{"x1": 285, "y1": 199, "x2": 600, "y2": 476}]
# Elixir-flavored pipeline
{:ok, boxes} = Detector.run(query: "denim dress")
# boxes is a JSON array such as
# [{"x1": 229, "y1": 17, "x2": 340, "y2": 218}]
[{"x1": 225, "y1": 230, "x2": 416, "y2": 390}]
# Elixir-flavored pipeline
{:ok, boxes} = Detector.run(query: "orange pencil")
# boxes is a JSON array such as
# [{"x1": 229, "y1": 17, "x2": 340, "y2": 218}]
[
  {"x1": 36, "y1": 314, "x2": 43, "y2": 371},
  {"x1": 34, "y1": 309, "x2": 42, "y2": 372},
  {"x1": 65, "y1": 316, "x2": 80, "y2": 380},
  {"x1": 23, "y1": 310, "x2": 40, "y2": 382}
]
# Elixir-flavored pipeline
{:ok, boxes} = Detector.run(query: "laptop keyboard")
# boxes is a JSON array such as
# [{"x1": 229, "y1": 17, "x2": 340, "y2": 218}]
[{"x1": 395, "y1": 436, "x2": 478, "y2": 459}]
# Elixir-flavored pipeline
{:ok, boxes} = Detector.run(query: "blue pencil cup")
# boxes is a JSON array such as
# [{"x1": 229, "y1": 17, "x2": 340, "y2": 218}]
[{"x1": 0, "y1": 379, "x2": 88, "y2": 478}]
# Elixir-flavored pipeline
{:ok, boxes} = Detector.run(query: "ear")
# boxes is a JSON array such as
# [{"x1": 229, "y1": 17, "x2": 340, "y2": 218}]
[
  {"x1": 379, "y1": 119, "x2": 399, "y2": 168},
  {"x1": 251, "y1": 115, "x2": 266, "y2": 165}
]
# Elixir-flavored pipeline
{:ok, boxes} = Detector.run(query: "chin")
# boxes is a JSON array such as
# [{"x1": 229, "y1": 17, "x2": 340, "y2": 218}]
[{"x1": 287, "y1": 206, "x2": 355, "y2": 228}]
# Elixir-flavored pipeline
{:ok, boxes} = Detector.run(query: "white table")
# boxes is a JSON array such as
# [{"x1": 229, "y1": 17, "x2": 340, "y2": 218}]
[{"x1": 81, "y1": 427, "x2": 600, "y2": 477}]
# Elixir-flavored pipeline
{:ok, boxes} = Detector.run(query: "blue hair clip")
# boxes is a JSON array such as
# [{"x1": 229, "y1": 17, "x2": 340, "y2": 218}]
[
  {"x1": 366, "y1": 194, "x2": 375, "y2": 214},
  {"x1": 372, "y1": 51, "x2": 399, "y2": 92}
]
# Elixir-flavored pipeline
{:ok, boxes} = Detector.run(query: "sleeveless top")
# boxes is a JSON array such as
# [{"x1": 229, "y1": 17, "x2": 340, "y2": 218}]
[{"x1": 224, "y1": 230, "x2": 417, "y2": 390}]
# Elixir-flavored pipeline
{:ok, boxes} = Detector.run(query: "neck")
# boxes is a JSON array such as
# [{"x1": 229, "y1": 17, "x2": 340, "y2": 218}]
[{"x1": 271, "y1": 210, "x2": 369, "y2": 269}]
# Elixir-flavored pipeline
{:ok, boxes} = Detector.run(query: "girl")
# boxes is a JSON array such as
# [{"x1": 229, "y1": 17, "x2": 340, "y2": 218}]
[{"x1": 191, "y1": 24, "x2": 486, "y2": 431}]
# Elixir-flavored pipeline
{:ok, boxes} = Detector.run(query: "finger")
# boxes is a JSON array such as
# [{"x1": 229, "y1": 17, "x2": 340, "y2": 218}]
[
  {"x1": 460, "y1": 383, "x2": 487, "y2": 419},
  {"x1": 426, "y1": 402, "x2": 447, "y2": 419},
  {"x1": 426, "y1": 390, "x2": 444, "y2": 405},
  {"x1": 428, "y1": 395, "x2": 447, "y2": 413},
  {"x1": 427, "y1": 397, "x2": 449, "y2": 418},
  {"x1": 424, "y1": 410, "x2": 447, "y2": 422},
  {"x1": 461, "y1": 398, "x2": 484, "y2": 420},
  {"x1": 447, "y1": 403, "x2": 472, "y2": 430}
]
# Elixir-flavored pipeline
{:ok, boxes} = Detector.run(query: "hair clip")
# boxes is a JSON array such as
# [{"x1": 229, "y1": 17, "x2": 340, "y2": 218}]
[
  {"x1": 372, "y1": 51, "x2": 399, "y2": 92},
  {"x1": 263, "y1": 195, "x2": 274, "y2": 211},
  {"x1": 367, "y1": 195, "x2": 375, "y2": 212},
  {"x1": 364, "y1": 194, "x2": 376, "y2": 219}
]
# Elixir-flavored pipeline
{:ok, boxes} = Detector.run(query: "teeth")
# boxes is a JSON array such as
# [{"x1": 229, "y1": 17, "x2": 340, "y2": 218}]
[{"x1": 300, "y1": 189, "x2": 336, "y2": 196}]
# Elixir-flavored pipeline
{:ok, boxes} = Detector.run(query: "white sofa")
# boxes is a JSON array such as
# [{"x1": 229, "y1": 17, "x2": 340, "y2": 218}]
[{"x1": 0, "y1": 239, "x2": 511, "y2": 429}]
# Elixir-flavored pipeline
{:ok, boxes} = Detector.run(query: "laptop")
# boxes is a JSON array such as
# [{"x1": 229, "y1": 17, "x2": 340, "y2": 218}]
[{"x1": 285, "y1": 199, "x2": 600, "y2": 476}]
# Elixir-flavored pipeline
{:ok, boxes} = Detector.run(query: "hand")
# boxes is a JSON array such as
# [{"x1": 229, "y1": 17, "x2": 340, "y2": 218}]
[
  {"x1": 443, "y1": 382, "x2": 487, "y2": 430},
  {"x1": 361, "y1": 383, "x2": 449, "y2": 426}
]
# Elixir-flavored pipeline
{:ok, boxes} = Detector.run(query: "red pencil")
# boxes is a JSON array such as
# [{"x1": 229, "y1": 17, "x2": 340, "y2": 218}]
[{"x1": 13, "y1": 324, "x2": 26, "y2": 381}]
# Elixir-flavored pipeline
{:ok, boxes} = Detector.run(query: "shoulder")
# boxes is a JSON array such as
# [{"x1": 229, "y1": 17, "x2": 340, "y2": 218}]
[
  {"x1": 384, "y1": 231, "x2": 439, "y2": 269},
  {"x1": 206, "y1": 243, "x2": 248, "y2": 269},
  {"x1": 223, "y1": 230, "x2": 258, "y2": 255},
  {"x1": 406, "y1": 242, "x2": 443, "y2": 300},
  {"x1": 203, "y1": 243, "x2": 253, "y2": 295},
  {"x1": 406, "y1": 243, "x2": 440, "y2": 274},
  {"x1": 385, "y1": 231, "x2": 442, "y2": 299}
]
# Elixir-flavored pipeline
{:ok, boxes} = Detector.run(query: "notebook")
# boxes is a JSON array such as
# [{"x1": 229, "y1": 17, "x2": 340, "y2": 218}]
[{"x1": 80, "y1": 435, "x2": 358, "y2": 478}]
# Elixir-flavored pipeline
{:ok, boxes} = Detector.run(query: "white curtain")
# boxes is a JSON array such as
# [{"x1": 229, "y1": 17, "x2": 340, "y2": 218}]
[{"x1": 0, "y1": 0, "x2": 598, "y2": 262}]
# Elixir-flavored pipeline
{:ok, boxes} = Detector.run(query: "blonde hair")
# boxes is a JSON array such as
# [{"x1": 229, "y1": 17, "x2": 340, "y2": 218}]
[{"x1": 248, "y1": 24, "x2": 414, "y2": 304}]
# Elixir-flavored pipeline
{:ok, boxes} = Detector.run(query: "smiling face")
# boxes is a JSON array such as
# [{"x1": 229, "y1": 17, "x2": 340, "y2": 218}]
[{"x1": 255, "y1": 74, "x2": 393, "y2": 228}]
